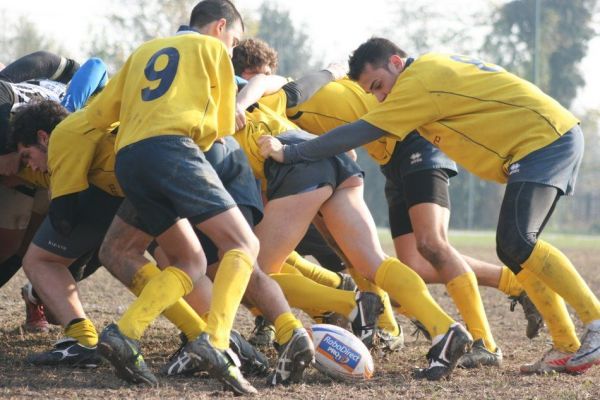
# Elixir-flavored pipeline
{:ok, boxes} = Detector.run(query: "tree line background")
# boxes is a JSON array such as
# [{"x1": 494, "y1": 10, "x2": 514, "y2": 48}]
[{"x1": 1, "y1": 0, "x2": 598, "y2": 233}]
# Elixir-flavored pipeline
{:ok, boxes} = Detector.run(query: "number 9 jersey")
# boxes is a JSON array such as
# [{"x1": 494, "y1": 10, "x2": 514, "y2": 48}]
[{"x1": 85, "y1": 32, "x2": 237, "y2": 153}]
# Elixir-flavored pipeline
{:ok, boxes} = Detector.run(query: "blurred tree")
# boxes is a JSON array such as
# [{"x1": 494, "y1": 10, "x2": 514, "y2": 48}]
[
  {"x1": 0, "y1": 14, "x2": 68, "y2": 63},
  {"x1": 255, "y1": 2, "x2": 316, "y2": 77},
  {"x1": 483, "y1": 0, "x2": 598, "y2": 108}
]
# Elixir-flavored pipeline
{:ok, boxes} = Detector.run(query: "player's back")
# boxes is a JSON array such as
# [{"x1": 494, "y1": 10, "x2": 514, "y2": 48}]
[{"x1": 86, "y1": 32, "x2": 236, "y2": 153}]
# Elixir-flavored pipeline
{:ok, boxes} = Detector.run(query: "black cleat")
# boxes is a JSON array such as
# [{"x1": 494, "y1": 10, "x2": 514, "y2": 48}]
[
  {"x1": 510, "y1": 292, "x2": 544, "y2": 339},
  {"x1": 413, "y1": 323, "x2": 473, "y2": 381},
  {"x1": 98, "y1": 323, "x2": 158, "y2": 386},
  {"x1": 185, "y1": 333, "x2": 257, "y2": 396},
  {"x1": 267, "y1": 327, "x2": 315, "y2": 386},
  {"x1": 26, "y1": 337, "x2": 101, "y2": 368},
  {"x1": 248, "y1": 315, "x2": 275, "y2": 348},
  {"x1": 350, "y1": 292, "x2": 383, "y2": 349},
  {"x1": 230, "y1": 329, "x2": 270, "y2": 377},
  {"x1": 458, "y1": 339, "x2": 502, "y2": 368},
  {"x1": 410, "y1": 319, "x2": 432, "y2": 342}
]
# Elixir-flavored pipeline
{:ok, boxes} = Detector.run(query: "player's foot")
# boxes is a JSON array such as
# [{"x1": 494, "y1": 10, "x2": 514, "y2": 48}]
[
  {"x1": 509, "y1": 292, "x2": 544, "y2": 339},
  {"x1": 337, "y1": 273, "x2": 357, "y2": 292},
  {"x1": 186, "y1": 333, "x2": 257, "y2": 396},
  {"x1": 161, "y1": 334, "x2": 201, "y2": 376},
  {"x1": 566, "y1": 326, "x2": 600, "y2": 373},
  {"x1": 350, "y1": 291, "x2": 383, "y2": 349},
  {"x1": 267, "y1": 327, "x2": 315, "y2": 386},
  {"x1": 230, "y1": 329, "x2": 270, "y2": 377},
  {"x1": 21, "y1": 284, "x2": 49, "y2": 333},
  {"x1": 98, "y1": 323, "x2": 158, "y2": 386},
  {"x1": 520, "y1": 347, "x2": 573, "y2": 374},
  {"x1": 373, "y1": 326, "x2": 404, "y2": 352},
  {"x1": 248, "y1": 315, "x2": 275, "y2": 348},
  {"x1": 413, "y1": 323, "x2": 473, "y2": 381},
  {"x1": 409, "y1": 319, "x2": 432, "y2": 342},
  {"x1": 26, "y1": 337, "x2": 101, "y2": 368},
  {"x1": 458, "y1": 339, "x2": 502, "y2": 368}
]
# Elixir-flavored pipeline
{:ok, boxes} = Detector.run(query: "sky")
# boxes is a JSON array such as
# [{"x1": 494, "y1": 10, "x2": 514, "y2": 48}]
[{"x1": 0, "y1": 0, "x2": 597, "y2": 112}]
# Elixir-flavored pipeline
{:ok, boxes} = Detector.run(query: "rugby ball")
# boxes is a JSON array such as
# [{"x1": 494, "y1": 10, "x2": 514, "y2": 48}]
[{"x1": 307, "y1": 323, "x2": 374, "y2": 381}]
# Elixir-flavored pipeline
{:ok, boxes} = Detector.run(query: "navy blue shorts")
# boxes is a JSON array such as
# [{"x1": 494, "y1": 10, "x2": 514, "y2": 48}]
[
  {"x1": 507, "y1": 125, "x2": 583, "y2": 196},
  {"x1": 381, "y1": 133, "x2": 457, "y2": 238},
  {"x1": 115, "y1": 135, "x2": 236, "y2": 237},
  {"x1": 265, "y1": 130, "x2": 364, "y2": 200},
  {"x1": 32, "y1": 185, "x2": 123, "y2": 258}
]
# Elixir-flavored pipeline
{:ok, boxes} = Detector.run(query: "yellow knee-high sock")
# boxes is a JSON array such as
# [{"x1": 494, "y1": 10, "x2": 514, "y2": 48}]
[
  {"x1": 516, "y1": 269, "x2": 580, "y2": 352},
  {"x1": 65, "y1": 318, "x2": 98, "y2": 347},
  {"x1": 347, "y1": 267, "x2": 399, "y2": 336},
  {"x1": 447, "y1": 272, "x2": 496, "y2": 351},
  {"x1": 206, "y1": 249, "x2": 254, "y2": 350},
  {"x1": 280, "y1": 262, "x2": 303, "y2": 276},
  {"x1": 497, "y1": 266, "x2": 524, "y2": 297},
  {"x1": 269, "y1": 273, "x2": 356, "y2": 317},
  {"x1": 522, "y1": 240, "x2": 600, "y2": 324},
  {"x1": 118, "y1": 267, "x2": 193, "y2": 340},
  {"x1": 375, "y1": 258, "x2": 454, "y2": 338},
  {"x1": 274, "y1": 312, "x2": 303, "y2": 345},
  {"x1": 286, "y1": 251, "x2": 342, "y2": 288},
  {"x1": 130, "y1": 262, "x2": 207, "y2": 341}
]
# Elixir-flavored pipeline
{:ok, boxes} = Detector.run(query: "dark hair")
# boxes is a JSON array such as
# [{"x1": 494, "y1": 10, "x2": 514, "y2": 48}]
[
  {"x1": 231, "y1": 38, "x2": 278, "y2": 76},
  {"x1": 348, "y1": 37, "x2": 407, "y2": 81},
  {"x1": 190, "y1": 0, "x2": 244, "y2": 32},
  {"x1": 11, "y1": 100, "x2": 69, "y2": 147}
]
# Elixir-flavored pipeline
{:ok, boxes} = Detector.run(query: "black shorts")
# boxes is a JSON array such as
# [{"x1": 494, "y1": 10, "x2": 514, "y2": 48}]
[
  {"x1": 385, "y1": 168, "x2": 451, "y2": 238},
  {"x1": 265, "y1": 130, "x2": 363, "y2": 200},
  {"x1": 0, "y1": 81, "x2": 15, "y2": 154},
  {"x1": 32, "y1": 185, "x2": 123, "y2": 258},
  {"x1": 115, "y1": 136, "x2": 236, "y2": 237}
]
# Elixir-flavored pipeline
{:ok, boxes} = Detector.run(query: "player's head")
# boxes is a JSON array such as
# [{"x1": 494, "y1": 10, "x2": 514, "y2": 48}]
[
  {"x1": 232, "y1": 38, "x2": 278, "y2": 80},
  {"x1": 348, "y1": 37, "x2": 407, "y2": 102},
  {"x1": 190, "y1": 0, "x2": 244, "y2": 56},
  {"x1": 11, "y1": 100, "x2": 68, "y2": 172}
]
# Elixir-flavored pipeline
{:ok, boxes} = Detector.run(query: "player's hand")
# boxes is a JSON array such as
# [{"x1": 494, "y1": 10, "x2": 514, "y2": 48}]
[
  {"x1": 324, "y1": 62, "x2": 347, "y2": 80},
  {"x1": 258, "y1": 135, "x2": 284, "y2": 162},
  {"x1": 0, "y1": 152, "x2": 20, "y2": 176},
  {"x1": 346, "y1": 149, "x2": 357, "y2": 161},
  {"x1": 235, "y1": 103, "x2": 247, "y2": 131}
]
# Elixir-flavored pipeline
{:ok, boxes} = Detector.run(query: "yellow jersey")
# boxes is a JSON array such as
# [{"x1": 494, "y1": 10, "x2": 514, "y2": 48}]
[
  {"x1": 48, "y1": 110, "x2": 122, "y2": 199},
  {"x1": 286, "y1": 78, "x2": 396, "y2": 165},
  {"x1": 234, "y1": 103, "x2": 299, "y2": 183},
  {"x1": 362, "y1": 53, "x2": 579, "y2": 183},
  {"x1": 85, "y1": 32, "x2": 236, "y2": 152}
]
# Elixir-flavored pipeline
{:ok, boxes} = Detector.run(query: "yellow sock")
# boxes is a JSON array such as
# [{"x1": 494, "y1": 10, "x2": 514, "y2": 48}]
[
  {"x1": 522, "y1": 240, "x2": 600, "y2": 324},
  {"x1": 375, "y1": 258, "x2": 454, "y2": 338},
  {"x1": 497, "y1": 266, "x2": 524, "y2": 297},
  {"x1": 447, "y1": 272, "x2": 496, "y2": 351},
  {"x1": 270, "y1": 273, "x2": 356, "y2": 316},
  {"x1": 206, "y1": 249, "x2": 254, "y2": 350},
  {"x1": 118, "y1": 266, "x2": 193, "y2": 340},
  {"x1": 286, "y1": 251, "x2": 342, "y2": 288},
  {"x1": 130, "y1": 262, "x2": 207, "y2": 341},
  {"x1": 516, "y1": 269, "x2": 580, "y2": 352},
  {"x1": 65, "y1": 318, "x2": 98, "y2": 347},
  {"x1": 347, "y1": 267, "x2": 399, "y2": 336},
  {"x1": 280, "y1": 262, "x2": 303, "y2": 276},
  {"x1": 394, "y1": 304, "x2": 416, "y2": 320},
  {"x1": 274, "y1": 311, "x2": 303, "y2": 345}
]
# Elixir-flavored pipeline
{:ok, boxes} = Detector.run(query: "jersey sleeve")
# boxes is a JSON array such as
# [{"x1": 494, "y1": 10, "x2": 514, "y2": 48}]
[
  {"x1": 85, "y1": 57, "x2": 131, "y2": 130},
  {"x1": 361, "y1": 76, "x2": 439, "y2": 141},
  {"x1": 47, "y1": 128, "x2": 99, "y2": 199},
  {"x1": 209, "y1": 45, "x2": 237, "y2": 138}
]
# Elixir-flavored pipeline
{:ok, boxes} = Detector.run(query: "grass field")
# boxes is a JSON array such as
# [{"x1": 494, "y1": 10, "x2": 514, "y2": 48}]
[{"x1": 1, "y1": 232, "x2": 600, "y2": 399}]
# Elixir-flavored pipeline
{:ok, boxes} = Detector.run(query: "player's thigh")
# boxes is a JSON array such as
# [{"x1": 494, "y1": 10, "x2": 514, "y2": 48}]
[{"x1": 155, "y1": 218, "x2": 206, "y2": 277}]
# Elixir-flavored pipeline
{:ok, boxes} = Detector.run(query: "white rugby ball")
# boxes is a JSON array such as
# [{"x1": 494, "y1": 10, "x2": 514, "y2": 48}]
[{"x1": 307, "y1": 323, "x2": 374, "y2": 381}]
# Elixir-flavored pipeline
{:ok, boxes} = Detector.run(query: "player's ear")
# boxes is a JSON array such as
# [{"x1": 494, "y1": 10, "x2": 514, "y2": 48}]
[
  {"x1": 389, "y1": 55, "x2": 404, "y2": 72},
  {"x1": 37, "y1": 130, "x2": 50, "y2": 146},
  {"x1": 215, "y1": 18, "x2": 227, "y2": 34}
]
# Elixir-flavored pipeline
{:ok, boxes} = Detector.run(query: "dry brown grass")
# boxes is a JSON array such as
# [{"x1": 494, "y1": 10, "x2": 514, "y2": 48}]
[{"x1": 1, "y1": 244, "x2": 599, "y2": 399}]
